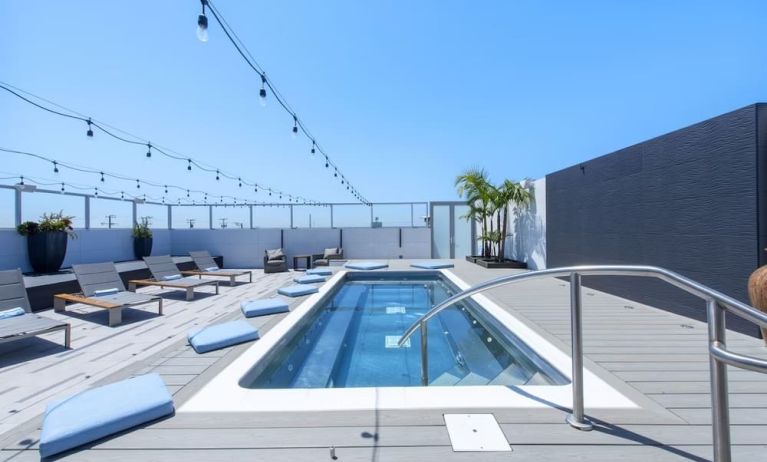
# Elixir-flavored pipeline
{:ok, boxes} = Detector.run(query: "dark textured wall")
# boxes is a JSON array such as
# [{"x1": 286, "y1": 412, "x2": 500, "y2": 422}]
[{"x1": 547, "y1": 104, "x2": 765, "y2": 337}]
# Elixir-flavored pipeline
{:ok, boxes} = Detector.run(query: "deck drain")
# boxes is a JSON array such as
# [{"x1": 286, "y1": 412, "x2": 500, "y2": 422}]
[
  {"x1": 680, "y1": 324, "x2": 694, "y2": 329},
  {"x1": 444, "y1": 414, "x2": 511, "y2": 452},
  {"x1": 624, "y1": 305, "x2": 634, "y2": 310}
]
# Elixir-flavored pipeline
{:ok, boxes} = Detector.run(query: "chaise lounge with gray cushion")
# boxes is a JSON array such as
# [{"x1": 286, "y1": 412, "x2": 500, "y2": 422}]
[
  {"x1": 182, "y1": 250, "x2": 252, "y2": 286},
  {"x1": 312, "y1": 247, "x2": 344, "y2": 267},
  {"x1": 0, "y1": 269, "x2": 71, "y2": 348},
  {"x1": 263, "y1": 248, "x2": 288, "y2": 274},
  {"x1": 56, "y1": 262, "x2": 162, "y2": 327},
  {"x1": 130, "y1": 256, "x2": 220, "y2": 301}
]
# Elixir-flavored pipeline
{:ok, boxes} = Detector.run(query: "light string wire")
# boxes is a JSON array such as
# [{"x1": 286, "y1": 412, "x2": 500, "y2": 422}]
[
  {"x1": 0, "y1": 81, "x2": 320, "y2": 204},
  {"x1": 0, "y1": 146, "x2": 330, "y2": 207},
  {"x1": 202, "y1": 0, "x2": 369, "y2": 205}
]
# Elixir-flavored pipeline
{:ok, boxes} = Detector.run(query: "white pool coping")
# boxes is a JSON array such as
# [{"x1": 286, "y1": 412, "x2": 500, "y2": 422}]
[{"x1": 180, "y1": 270, "x2": 638, "y2": 412}]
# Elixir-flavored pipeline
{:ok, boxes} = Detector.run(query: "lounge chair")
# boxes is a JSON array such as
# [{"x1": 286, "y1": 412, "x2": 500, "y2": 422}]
[
  {"x1": 129, "y1": 256, "x2": 220, "y2": 301},
  {"x1": 182, "y1": 250, "x2": 252, "y2": 286},
  {"x1": 0, "y1": 269, "x2": 70, "y2": 348},
  {"x1": 312, "y1": 247, "x2": 344, "y2": 267},
  {"x1": 263, "y1": 248, "x2": 288, "y2": 274},
  {"x1": 56, "y1": 263, "x2": 162, "y2": 327}
]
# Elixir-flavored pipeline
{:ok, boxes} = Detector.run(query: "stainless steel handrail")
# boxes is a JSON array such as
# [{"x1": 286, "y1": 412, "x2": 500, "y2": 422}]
[{"x1": 398, "y1": 265, "x2": 767, "y2": 462}]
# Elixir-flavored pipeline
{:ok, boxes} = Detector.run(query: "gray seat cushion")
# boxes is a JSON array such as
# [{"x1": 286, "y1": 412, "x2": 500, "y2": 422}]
[
  {"x1": 323, "y1": 247, "x2": 339, "y2": 259},
  {"x1": 266, "y1": 249, "x2": 285, "y2": 260}
]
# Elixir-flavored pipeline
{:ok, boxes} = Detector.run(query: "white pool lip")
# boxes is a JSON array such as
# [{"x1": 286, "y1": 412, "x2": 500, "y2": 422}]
[{"x1": 180, "y1": 269, "x2": 638, "y2": 413}]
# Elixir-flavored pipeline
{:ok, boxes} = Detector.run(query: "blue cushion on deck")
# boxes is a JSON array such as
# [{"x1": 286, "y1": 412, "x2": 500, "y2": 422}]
[
  {"x1": 187, "y1": 320, "x2": 259, "y2": 354},
  {"x1": 278, "y1": 284, "x2": 319, "y2": 297},
  {"x1": 0, "y1": 307, "x2": 25, "y2": 319},
  {"x1": 410, "y1": 260, "x2": 454, "y2": 269},
  {"x1": 306, "y1": 268, "x2": 332, "y2": 276},
  {"x1": 39, "y1": 373, "x2": 174, "y2": 458},
  {"x1": 293, "y1": 274, "x2": 326, "y2": 284},
  {"x1": 345, "y1": 261, "x2": 388, "y2": 270},
  {"x1": 240, "y1": 298, "x2": 290, "y2": 318}
]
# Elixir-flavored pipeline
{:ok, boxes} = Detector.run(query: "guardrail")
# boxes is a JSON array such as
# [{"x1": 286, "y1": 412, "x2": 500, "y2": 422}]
[{"x1": 398, "y1": 265, "x2": 767, "y2": 462}]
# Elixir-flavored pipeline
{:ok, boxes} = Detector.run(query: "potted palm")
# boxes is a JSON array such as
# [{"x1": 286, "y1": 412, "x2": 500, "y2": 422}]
[
  {"x1": 16, "y1": 212, "x2": 76, "y2": 273},
  {"x1": 132, "y1": 217, "x2": 153, "y2": 259},
  {"x1": 455, "y1": 169, "x2": 531, "y2": 268}
]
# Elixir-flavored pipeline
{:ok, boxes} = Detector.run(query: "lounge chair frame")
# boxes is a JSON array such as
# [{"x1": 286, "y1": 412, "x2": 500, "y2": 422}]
[
  {"x1": 131, "y1": 256, "x2": 220, "y2": 301},
  {"x1": 59, "y1": 263, "x2": 163, "y2": 327},
  {"x1": 0, "y1": 268, "x2": 71, "y2": 347},
  {"x1": 182, "y1": 251, "x2": 253, "y2": 286}
]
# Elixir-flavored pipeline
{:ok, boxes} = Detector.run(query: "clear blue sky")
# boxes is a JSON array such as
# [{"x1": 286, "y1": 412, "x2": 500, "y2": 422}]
[{"x1": 1, "y1": 0, "x2": 766, "y2": 227}]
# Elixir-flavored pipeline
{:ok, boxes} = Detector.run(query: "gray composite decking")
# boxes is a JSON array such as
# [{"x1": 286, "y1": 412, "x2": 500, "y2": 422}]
[{"x1": 1, "y1": 259, "x2": 766, "y2": 461}]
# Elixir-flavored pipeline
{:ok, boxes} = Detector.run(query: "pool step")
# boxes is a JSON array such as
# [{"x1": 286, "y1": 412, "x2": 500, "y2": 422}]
[{"x1": 291, "y1": 308, "x2": 357, "y2": 387}]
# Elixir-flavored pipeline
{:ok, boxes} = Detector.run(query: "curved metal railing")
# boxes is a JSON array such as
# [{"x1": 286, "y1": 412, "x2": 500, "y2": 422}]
[{"x1": 398, "y1": 265, "x2": 767, "y2": 462}]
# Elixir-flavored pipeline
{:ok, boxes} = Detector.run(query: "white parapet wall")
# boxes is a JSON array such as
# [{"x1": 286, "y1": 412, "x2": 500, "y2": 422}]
[
  {"x1": 506, "y1": 177, "x2": 547, "y2": 270},
  {"x1": 0, "y1": 226, "x2": 431, "y2": 272},
  {"x1": 0, "y1": 229, "x2": 173, "y2": 273}
]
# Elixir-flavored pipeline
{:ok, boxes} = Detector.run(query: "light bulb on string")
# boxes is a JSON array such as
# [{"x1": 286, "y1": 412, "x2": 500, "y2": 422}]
[
  {"x1": 136, "y1": 179, "x2": 141, "y2": 189},
  {"x1": 52, "y1": 161, "x2": 59, "y2": 174},
  {"x1": 197, "y1": 0, "x2": 209, "y2": 42},
  {"x1": 86, "y1": 118, "x2": 94, "y2": 138},
  {"x1": 259, "y1": 74, "x2": 267, "y2": 107},
  {"x1": 310, "y1": 140, "x2": 316, "y2": 155},
  {"x1": 215, "y1": 170, "x2": 220, "y2": 181},
  {"x1": 238, "y1": 178, "x2": 242, "y2": 187},
  {"x1": 187, "y1": 159, "x2": 192, "y2": 171},
  {"x1": 291, "y1": 115, "x2": 298, "y2": 138},
  {"x1": 94, "y1": 187, "x2": 99, "y2": 197},
  {"x1": 60, "y1": 183, "x2": 65, "y2": 194},
  {"x1": 146, "y1": 143, "x2": 152, "y2": 158},
  {"x1": 121, "y1": 191, "x2": 124, "y2": 200},
  {"x1": 100, "y1": 172, "x2": 105, "y2": 182}
]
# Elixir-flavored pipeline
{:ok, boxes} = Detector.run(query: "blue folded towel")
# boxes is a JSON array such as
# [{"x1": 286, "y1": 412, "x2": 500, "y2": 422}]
[
  {"x1": 39, "y1": 373, "x2": 174, "y2": 458},
  {"x1": 204, "y1": 266, "x2": 220, "y2": 272},
  {"x1": 0, "y1": 307, "x2": 25, "y2": 320},
  {"x1": 92, "y1": 288, "x2": 119, "y2": 297},
  {"x1": 162, "y1": 274, "x2": 183, "y2": 281},
  {"x1": 188, "y1": 320, "x2": 259, "y2": 353}
]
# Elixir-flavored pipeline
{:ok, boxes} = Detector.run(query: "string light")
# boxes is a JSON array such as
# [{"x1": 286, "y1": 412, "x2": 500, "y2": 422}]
[
  {"x1": 53, "y1": 161, "x2": 59, "y2": 174},
  {"x1": 86, "y1": 118, "x2": 93, "y2": 138},
  {"x1": 196, "y1": 0, "x2": 209, "y2": 42},
  {"x1": 136, "y1": 179, "x2": 141, "y2": 189},
  {"x1": 259, "y1": 74, "x2": 267, "y2": 107},
  {"x1": 310, "y1": 140, "x2": 316, "y2": 155},
  {"x1": 100, "y1": 172, "x2": 105, "y2": 182},
  {"x1": 146, "y1": 142, "x2": 152, "y2": 158},
  {"x1": 60, "y1": 182, "x2": 65, "y2": 193},
  {"x1": 215, "y1": 169, "x2": 220, "y2": 181},
  {"x1": 0, "y1": 83, "x2": 327, "y2": 204},
  {"x1": 196, "y1": 0, "x2": 369, "y2": 204}
]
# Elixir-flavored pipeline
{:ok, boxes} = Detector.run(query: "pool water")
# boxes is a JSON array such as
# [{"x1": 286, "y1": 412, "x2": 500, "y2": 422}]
[{"x1": 246, "y1": 272, "x2": 568, "y2": 389}]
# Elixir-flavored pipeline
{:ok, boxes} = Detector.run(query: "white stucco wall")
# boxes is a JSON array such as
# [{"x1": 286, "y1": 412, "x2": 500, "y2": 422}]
[{"x1": 506, "y1": 177, "x2": 547, "y2": 270}]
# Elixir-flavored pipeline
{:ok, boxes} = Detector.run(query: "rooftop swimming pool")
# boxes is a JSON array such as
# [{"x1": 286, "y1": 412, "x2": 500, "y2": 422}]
[
  {"x1": 245, "y1": 272, "x2": 567, "y2": 388},
  {"x1": 182, "y1": 269, "x2": 637, "y2": 412}
]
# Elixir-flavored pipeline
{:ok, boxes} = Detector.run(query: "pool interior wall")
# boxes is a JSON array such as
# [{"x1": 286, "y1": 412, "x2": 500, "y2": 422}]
[{"x1": 243, "y1": 271, "x2": 568, "y2": 389}]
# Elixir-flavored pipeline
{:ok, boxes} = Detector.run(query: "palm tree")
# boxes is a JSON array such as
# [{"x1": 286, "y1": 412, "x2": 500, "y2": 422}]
[
  {"x1": 494, "y1": 179, "x2": 532, "y2": 260},
  {"x1": 455, "y1": 169, "x2": 491, "y2": 257}
]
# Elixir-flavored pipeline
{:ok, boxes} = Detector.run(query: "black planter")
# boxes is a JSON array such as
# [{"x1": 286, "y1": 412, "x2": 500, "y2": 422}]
[
  {"x1": 27, "y1": 231, "x2": 68, "y2": 273},
  {"x1": 133, "y1": 237, "x2": 153, "y2": 259}
]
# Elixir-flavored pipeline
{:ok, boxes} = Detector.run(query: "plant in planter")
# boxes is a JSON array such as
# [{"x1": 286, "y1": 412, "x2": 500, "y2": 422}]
[
  {"x1": 455, "y1": 169, "x2": 532, "y2": 268},
  {"x1": 16, "y1": 212, "x2": 76, "y2": 273},
  {"x1": 132, "y1": 217, "x2": 153, "y2": 259}
]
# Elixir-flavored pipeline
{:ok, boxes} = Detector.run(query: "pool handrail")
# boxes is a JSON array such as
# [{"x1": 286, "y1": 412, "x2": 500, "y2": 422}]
[{"x1": 398, "y1": 265, "x2": 767, "y2": 462}]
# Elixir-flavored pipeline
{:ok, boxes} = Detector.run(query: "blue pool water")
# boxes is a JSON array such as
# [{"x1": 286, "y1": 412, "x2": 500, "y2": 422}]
[{"x1": 245, "y1": 272, "x2": 567, "y2": 389}]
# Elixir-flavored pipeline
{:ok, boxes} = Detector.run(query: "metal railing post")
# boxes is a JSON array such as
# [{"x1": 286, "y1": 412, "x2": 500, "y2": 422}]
[
  {"x1": 420, "y1": 320, "x2": 429, "y2": 385},
  {"x1": 14, "y1": 187, "x2": 22, "y2": 227},
  {"x1": 707, "y1": 299, "x2": 732, "y2": 462},
  {"x1": 566, "y1": 272, "x2": 593, "y2": 431}
]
